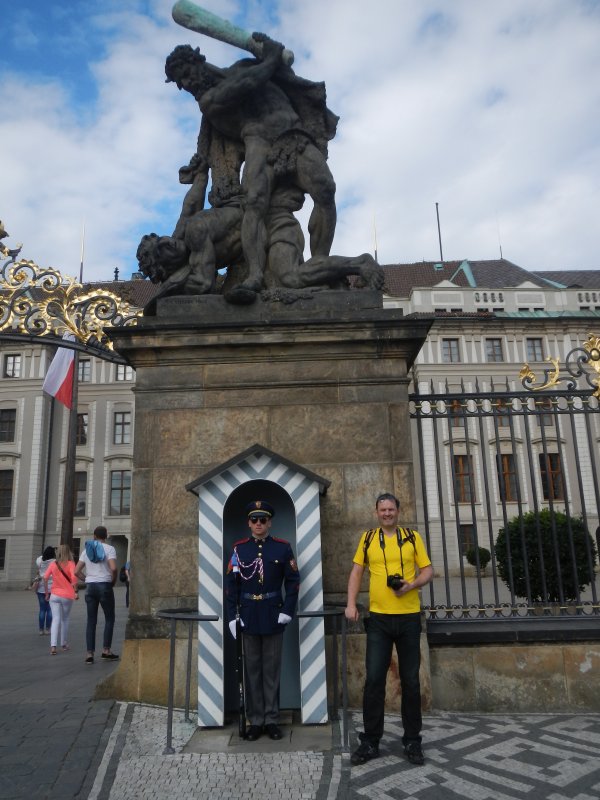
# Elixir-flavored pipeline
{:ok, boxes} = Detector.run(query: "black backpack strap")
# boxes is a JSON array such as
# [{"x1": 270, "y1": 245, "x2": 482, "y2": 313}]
[
  {"x1": 398, "y1": 528, "x2": 417, "y2": 550},
  {"x1": 362, "y1": 528, "x2": 378, "y2": 564}
]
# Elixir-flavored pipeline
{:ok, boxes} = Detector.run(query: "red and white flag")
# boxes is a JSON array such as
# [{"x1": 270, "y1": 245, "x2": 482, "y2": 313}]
[{"x1": 43, "y1": 334, "x2": 76, "y2": 409}]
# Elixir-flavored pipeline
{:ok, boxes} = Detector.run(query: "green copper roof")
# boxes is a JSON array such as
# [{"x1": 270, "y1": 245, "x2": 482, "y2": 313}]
[
  {"x1": 450, "y1": 260, "x2": 477, "y2": 287},
  {"x1": 496, "y1": 310, "x2": 600, "y2": 318}
]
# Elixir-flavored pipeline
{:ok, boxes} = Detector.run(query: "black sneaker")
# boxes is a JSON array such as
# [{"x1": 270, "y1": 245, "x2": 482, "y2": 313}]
[
  {"x1": 350, "y1": 740, "x2": 379, "y2": 765},
  {"x1": 404, "y1": 741, "x2": 424, "y2": 765}
]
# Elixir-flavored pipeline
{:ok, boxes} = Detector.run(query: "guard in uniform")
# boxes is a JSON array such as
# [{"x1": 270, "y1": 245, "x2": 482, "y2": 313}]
[{"x1": 226, "y1": 500, "x2": 300, "y2": 741}]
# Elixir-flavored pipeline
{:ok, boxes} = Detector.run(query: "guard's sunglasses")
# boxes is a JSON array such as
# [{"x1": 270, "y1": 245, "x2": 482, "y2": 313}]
[{"x1": 249, "y1": 516, "x2": 269, "y2": 525}]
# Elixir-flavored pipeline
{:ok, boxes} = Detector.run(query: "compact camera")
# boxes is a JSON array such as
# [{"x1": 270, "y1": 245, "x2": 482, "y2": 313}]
[{"x1": 387, "y1": 574, "x2": 404, "y2": 591}]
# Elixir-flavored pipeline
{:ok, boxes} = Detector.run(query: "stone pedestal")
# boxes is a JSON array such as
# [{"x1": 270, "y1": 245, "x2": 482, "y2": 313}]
[{"x1": 100, "y1": 292, "x2": 432, "y2": 708}]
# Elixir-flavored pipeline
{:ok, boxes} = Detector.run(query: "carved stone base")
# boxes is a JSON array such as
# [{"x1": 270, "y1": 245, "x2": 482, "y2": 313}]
[{"x1": 103, "y1": 296, "x2": 432, "y2": 710}]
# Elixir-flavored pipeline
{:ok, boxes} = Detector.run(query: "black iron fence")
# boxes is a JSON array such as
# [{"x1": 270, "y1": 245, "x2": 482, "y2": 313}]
[{"x1": 410, "y1": 381, "x2": 600, "y2": 640}]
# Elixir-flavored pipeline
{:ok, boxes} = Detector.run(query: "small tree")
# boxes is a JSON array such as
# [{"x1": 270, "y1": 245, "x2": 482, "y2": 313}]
[
  {"x1": 465, "y1": 546, "x2": 491, "y2": 575},
  {"x1": 495, "y1": 509, "x2": 597, "y2": 602}
]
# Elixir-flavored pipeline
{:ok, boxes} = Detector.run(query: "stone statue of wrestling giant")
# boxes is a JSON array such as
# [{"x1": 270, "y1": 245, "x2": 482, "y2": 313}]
[{"x1": 139, "y1": 1, "x2": 384, "y2": 307}]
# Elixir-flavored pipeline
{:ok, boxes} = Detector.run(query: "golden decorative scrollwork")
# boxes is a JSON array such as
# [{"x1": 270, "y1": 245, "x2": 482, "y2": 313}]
[
  {"x1": 518, "y1": 357, "x2": 560, "y2": 392},
  {"x1": 0, "y1": 256, "x2": 141, "y2": 353},
  {"x1": 520, "y1": 334, "x2": 600, "y2": 398}
]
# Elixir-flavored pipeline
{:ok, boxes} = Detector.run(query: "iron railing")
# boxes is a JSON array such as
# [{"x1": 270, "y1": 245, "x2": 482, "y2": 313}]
[{"x1": 410, "y1": 380, "x2": 600, "y2": 639}]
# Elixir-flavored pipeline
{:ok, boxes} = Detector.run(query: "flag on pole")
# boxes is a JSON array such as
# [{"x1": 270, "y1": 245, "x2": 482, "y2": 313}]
[{"x1": 43, "y1": 334, "x2": 76, "y2": 409}]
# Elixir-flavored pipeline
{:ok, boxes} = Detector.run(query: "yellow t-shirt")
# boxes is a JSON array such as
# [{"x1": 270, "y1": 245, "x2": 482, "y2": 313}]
[{"x1": 353, "y1": 527, "x2": 431, "y2": 614}]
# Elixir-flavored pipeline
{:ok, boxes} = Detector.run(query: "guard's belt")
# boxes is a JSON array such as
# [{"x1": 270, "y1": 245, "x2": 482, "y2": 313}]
[{"x1": 243, "y1": 591, "x2": 279, "y2": 601}]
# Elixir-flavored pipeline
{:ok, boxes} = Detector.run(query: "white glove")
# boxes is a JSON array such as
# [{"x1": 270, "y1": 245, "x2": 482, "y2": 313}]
[
  {"x1": 228, "y1": 618, "x2": 244, "y2": 639},
  {"x1": 278, "y1": 613, "x2": 292, "y2": 625}
]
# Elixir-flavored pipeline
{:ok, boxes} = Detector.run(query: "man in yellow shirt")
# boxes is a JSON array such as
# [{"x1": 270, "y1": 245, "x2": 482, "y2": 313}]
[{"x1": 345, "y1": 493, "x2": 433, "y2": 766}]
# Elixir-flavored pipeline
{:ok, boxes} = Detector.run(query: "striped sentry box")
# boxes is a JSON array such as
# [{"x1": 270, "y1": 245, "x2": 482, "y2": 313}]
[{"x1": 188, "y1": 445, "x2": 330, "y2": 727}]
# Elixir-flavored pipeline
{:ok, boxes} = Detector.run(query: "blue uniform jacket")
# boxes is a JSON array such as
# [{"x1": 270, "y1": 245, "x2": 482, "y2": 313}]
[{"x1": 226, "y1": 535, "x2": 300, "y2": 635}]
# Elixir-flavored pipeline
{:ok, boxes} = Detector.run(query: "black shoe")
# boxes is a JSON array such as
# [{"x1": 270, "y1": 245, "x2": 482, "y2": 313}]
[
  {"x1": 265, "y1": 724, "x2": 283, "y2": 740},
  {"x1": 101, "y1": 652, "x2": 119, "y2": 660},
  {"x1": 351, "y1": 740, "x2": 379, "y2": 765},
  {"x1": 85, "y1": 656, "x2": 94, "y2": 665},
  {"x1": 404, "y1": 741, "x2": 424, "y2": 765},
  {"x1": 245, "y1": 725, "x2": 262, "y2": 741}
]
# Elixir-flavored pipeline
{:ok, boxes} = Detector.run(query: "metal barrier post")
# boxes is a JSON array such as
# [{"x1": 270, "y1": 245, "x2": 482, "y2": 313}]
[
  {"x1": 185, "y1": 620, "x2": 193, "y2": 722},
  {"x1": 297, "y1": 607, "x2": 348, "y2": 747},
  {"x1": 341, "y1": 613, "x2": 349, "y2": 748},
  {"x1": 156, "y1": 609, "x2": 219, "y2": 755},
  {"x1": 330, "y1": 611, "x2": 339, "y2": 720}
]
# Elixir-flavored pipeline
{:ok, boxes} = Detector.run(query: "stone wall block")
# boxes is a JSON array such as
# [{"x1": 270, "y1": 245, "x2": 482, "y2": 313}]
[
  {"x1": 129, "y1": 468, "x2": 153, "y2": 616},
  {"x1": 430, "y1": 647, "x2": 476, "y2": 710},
  {"x1": 391, "y1": 463, "x2": 418, "y2": 524},
  {"x1": 132, "y1": 409, "x2": 157, "y2": 468},
  {"x1": 389, "y1": 404, "x2": 414, "y2": 462},
  {"x1": 154, "y1": 407, "x2": 270, "y2": 466},
  {"x1": 152, "y1": 468, "x2": 199, "y2": 533},
  {"x1": 563, "y1": 645, "x2": 600, "y2": 708},
  {"x1": 270, "y1": 403, "x2": 391, "y2": 465},
  {"x1": 202, "y1": 385, "x2": 340, "y2": 408},
  {"x1": 151, "y1": 534, "x2": 198, "y2": 597},
  {"x1": 473, "y1": 644, "x2": 568, "y2": 712}
]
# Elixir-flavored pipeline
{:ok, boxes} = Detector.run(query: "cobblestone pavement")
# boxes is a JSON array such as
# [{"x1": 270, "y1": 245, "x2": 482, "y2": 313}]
[
  {"x1": 347, "y1": 711, "x2": 600, "y2": 800},
  {"x1": 3, "y1": 590, "x2": 600, "y2": 799},
  {"x1": 83, "y1": 704, "x2": 600, "y2": 800},
  {"x1": 0, "y1": 588, "x2": 127, "y2": 800},
  {"x1": 86, "y1": 704, "x2": 342, "y2": 800}
]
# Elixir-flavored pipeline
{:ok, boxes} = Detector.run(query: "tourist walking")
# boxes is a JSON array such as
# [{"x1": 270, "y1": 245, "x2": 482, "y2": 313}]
[
  {"x1": 44, "y1": 544, "x2": 78, "y2": 654},
  {"x1": 74, "y1": 526, "x2": 119, "y2": 664},
  {"x1": 33, "y1": 546, "x2": 55, "y2": 635}
]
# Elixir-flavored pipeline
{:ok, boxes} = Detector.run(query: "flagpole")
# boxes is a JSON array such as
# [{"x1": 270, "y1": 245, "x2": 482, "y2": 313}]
[
  {"x1": 61, "y1": 223, "x2": 84, "y2": 549},
  {"x1": 60, "y1": 350, "x2": 79, "y2": 549},
  {"x1": 79, "y1": 223, "x2": 85, "y2": 283}
]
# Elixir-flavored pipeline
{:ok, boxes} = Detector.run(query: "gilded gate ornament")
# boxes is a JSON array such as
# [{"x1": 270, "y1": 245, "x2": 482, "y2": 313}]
[
  {"x1": 0, "y1": 252, "x2": 141, "y2": 354},
  {"x1": 520, "y1": 334, "x2": 600, "y2": 398}
]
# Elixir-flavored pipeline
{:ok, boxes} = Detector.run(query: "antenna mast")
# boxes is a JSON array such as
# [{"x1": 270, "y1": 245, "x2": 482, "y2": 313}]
[{"x1": 435, "y1": 202, "x2": 444, "y2": 263}]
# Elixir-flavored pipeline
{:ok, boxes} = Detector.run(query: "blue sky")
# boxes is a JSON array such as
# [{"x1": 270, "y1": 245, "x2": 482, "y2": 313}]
[{"x1": 1, "y1": 0, "x2": 600, "y2": 281}]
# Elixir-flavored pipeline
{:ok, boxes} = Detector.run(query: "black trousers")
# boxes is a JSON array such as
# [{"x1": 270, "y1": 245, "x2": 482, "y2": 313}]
[
  {"x1": 362, "y1": 612, "x2": 422, "y2": 746},
  {"x1": 242, "y1": 632, "x2": 284, "y2": 726}
]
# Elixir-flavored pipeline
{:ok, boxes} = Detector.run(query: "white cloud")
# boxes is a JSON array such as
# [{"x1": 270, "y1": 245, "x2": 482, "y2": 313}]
[{"x1": 1, "y1": 0, "x2": 599, "y2": 280}]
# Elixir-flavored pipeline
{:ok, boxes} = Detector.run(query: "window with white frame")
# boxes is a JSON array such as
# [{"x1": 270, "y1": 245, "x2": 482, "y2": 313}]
[
  {"x1": 526, "y1": 338, "x2": 544, "y2": 362},
  {"x1": 496, "y1": 453, "x2": 518, "y2": 502},
  {"x1": 539, "y1": 453, "x2": 564, "y2": 501},
  {"x1": 0, "y1": 409, "x2": 16, "y2": 442},
  {"x1": 110, "y1": 470, "x2": 131, "y2": 515},
  {"x1": 113, "y1": 411, "x2": 131, "y2": 445},
  {"x1": 485, "y1": 338, "x2": 504, "y2": 362},
  {"x1": 442, "y1": 338, "x2": 461, "y2": 363},
  {"x1": 116, "y1": 364, "x2": 134, "y2": 381},
  {"x1": 76, "y1": 413, "x2": 88, "y2": 446},
  {"x1": 0, "y1": 470, "x2": 14, "y2": 516},
  {"x1": 78, "y1": 359, "x2": 91, "y2": 382},
  {"x1": 3, "y1": 354, "x2": 21, "y2": 378},
  {"x1": 453, "y1": 455, "x2": 475, "y2": 502},
  {"x1": 74, "y1": 471, "x2": 87, "y2": 517}
]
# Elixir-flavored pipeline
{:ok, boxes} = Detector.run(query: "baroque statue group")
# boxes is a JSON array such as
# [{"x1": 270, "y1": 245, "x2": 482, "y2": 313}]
[{"x1": 137, "y1": 1, "x2": 384, "y2": 307}]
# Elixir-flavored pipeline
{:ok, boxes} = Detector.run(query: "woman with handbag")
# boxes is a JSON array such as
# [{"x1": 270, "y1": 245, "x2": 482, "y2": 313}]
[
  {"x1": 34, "y1": 546, "x2": 56, "y2": 635},
  {"x1": 44, "y1": 544, "x2": 79, "y2": 655}
]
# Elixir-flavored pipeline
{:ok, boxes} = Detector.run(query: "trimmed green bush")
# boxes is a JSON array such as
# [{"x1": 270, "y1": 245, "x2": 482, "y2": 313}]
[
  {"x1": 465, "y1": 546, "x2": 491, "y2": 574},
  {"x1": 495, "y1": 509, "x2": 597, "y2": 602}
]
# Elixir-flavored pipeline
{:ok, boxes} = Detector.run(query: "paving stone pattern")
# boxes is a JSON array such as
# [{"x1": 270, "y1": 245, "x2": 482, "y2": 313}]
[
  {"x1": 3, "y1": 591, "x2": 600, "y2": 799},
  {"x1": 347, "y1": 711, "x2": 600, "y2": 800}
]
